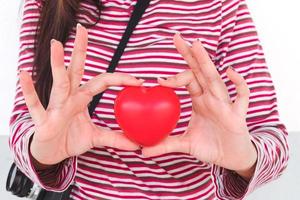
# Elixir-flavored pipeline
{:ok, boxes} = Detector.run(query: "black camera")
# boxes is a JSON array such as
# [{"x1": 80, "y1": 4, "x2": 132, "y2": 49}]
[{"x1": 6, "y1": 163, "x2": 72, "y2": 200}]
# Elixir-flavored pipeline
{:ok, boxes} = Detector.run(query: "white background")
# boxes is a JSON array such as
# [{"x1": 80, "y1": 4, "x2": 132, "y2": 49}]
[{"x1": 0, "y1": 1, "x2": 299, "y2": 199}]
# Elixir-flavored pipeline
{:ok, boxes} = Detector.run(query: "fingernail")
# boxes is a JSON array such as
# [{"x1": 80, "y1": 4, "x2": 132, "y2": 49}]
[
  {"x1": 229, "y1": 66, "x2": 235, "y2": 71},
  {"x1": 194, "y1": 38, "x2": 200, "y2": 44},
  {"x1": 77, "y1": 23, "x2": 82, "y2": 29},
  {"x1": 139, "y1": 78, "x2": 145, "y2": 82},
  {"x1": 178, "y1": 32, "x2": 185, "y2": 41},
  {"x1": 50, "y1": 39, "x2": 56, "y2": 45},
  {"x1": 18, "y1": 70, "x2": 23, "y2": 76}
]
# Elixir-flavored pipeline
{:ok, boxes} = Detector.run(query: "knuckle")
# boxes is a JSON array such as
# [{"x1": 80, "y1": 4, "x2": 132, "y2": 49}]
[
  {"x1": 181, "y1": 50, "x2": 191, "y2": 57},
  {"x1": 113, "y1": 72, "x2": 123, "y2": 76},
  {"x1": 175, "y1": 73, "x2": 181, "y2": 80},
  {"x1": 100, "y1": 72, "x2": 110, "y2": 80},
  {"x1": 239, "y1": 85, "x2": 250, "y2": 97},
  {"x1": 95, "y1": 73, "x2": 107, "y2": 82},
  {"x1": 95, "y1": 73, "x2": 110, "y2": 88},
  {"x1": 79, "y1": 86, "x2": 94, "y2": 99},
  {"x1": 27, "y1": 98, "x2": 40, "y2": 108},
  {"x1": 74, "y1": 48, "x2": 86, "y2": 56},
  {"x1": 167, "y1": 76, "x2": 175, "y2": 82},
  {"x1": 92, "y1": 132, "x2": 102, "y2": 148},
  {"x1": 57, "y1": 80, "x2": 70, "y2": 90},
  {"x1": 185, "y1": 69, "x2": 193, "y2": 75},
  {"x1": 101, "y1": 78, "x2": 110, "y2": 88},
  {"x1": 204, "y1": 73, "x2": 216, "y2": 82},
  {"x1": 29, "y1": 98, "x2": 41, "y2": 109},
  {"x1": 52, "y1": 77, "x2": 70, "y2": 92},
  {"x1": 72, "y1": 67, "x2": 84, "y2": 76},
  {"x1": 245, "y1": 87, "x2": 250, "y2": 96},
  {"x1": 241, "y1": 80, "x2": 250, "y2": 93},
  {"x1": 116, "y1": 72, "x2": 131, "y2": 79}
]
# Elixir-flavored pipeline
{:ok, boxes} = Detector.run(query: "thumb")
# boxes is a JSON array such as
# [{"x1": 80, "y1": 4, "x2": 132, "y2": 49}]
[
  {"x1": 92, "y1": 127, "x2": 140, "y2": 151},
  {"x1": 142, "y1": 135, "x2": 190, "y2": 157}
]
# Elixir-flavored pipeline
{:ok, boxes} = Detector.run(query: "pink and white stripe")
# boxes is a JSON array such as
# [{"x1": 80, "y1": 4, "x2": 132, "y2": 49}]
[{"x1": 9, "y1": 0, "x2": 289, "y2": 199}]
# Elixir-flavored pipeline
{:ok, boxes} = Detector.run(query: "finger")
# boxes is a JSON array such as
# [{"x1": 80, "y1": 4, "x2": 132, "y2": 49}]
[
  {"x1": 92, "y1": 128, "x2": 139, "y2": 151},
  {"x1": 68, "y1": 24, "x2": 88, "y2": 94},
  {"x1": 226, "y1": 67, "x2": 250, "y2": 115},
  {"x1": 142, "y1": 136, "x2": 190, "y2": 157},
  {"x1": 173, "y1": 33, "x2": 207, "y2": 90},
  {"x1": 49, "y1": 39, "x2": 70, "y2": 108},
  {"x1": 157, "y1": 70, "x2": 203, "y2": 97},
  {"x1": 191, "y1": 40, "x2": 230, "y2": 102},
  {"x1": 77, "y1": 73, "x2": 144, "y2": 105},
  {"x1": 19, "y1": 71, "x2": 47, "y2": 126}
]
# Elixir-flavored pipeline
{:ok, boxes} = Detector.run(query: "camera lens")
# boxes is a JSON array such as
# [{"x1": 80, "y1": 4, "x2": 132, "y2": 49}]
[
  {"x1": 7, "y1": 164, "x2": 17, "y2": 190},
  {"x1": 6, "y1": 163, "x2": 34, "y2": 197}
]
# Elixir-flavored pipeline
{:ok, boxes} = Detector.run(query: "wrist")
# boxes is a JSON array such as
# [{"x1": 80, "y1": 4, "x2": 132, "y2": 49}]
[
  {"x1": 235, "y1": 141, "x2": 258, "y2": 181},
  {"x1": 29, "y1": 134, "x2": 59, "y2": 170},
  {"x1": 29, "y1": 150, "x2": 59, "y2": 171}
]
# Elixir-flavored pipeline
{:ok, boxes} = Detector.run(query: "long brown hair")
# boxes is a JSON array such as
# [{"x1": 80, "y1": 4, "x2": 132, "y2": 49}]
[{"x1": 32, "y1": 0, "x2": 101, "y2": 109}]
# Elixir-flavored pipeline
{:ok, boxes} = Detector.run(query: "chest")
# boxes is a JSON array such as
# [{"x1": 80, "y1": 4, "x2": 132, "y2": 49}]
[{"x1": 64, "y1": 0, "x2": 223, "y2": 133}]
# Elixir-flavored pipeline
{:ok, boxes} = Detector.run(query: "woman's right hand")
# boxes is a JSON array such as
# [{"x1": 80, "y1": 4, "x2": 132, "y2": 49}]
[{"x1": 19, "y1": 24, "x2": 144, "y2": 167}]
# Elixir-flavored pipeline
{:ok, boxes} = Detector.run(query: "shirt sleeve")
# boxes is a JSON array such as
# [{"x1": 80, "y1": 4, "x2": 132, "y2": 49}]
[
  {"x1": 8, "y1": 0, "x2": 77, "y2": 192},
  {"x1": 211, "y1": 0, "x2": 289, "y2": 199}
]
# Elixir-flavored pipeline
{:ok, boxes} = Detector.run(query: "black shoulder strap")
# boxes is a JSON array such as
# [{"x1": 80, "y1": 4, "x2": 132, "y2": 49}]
[{"x1": 88, "y1": 0, "x2": 151, "y2": 116}]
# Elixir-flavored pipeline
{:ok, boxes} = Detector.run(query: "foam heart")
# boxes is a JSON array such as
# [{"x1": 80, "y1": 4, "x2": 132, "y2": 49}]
[{"x1": 114, "y1": 86, "x2": 181, "y2": 146}]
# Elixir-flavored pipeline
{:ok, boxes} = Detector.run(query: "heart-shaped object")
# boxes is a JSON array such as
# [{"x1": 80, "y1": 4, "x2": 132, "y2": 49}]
[{"x1": 114, "y1": 86, "x2": 181, "y2": 147}]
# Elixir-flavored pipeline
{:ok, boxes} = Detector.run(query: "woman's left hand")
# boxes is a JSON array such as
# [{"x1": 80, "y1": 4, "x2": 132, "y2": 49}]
[{"x1": 142, "y1": 33, "x2": 257, "y2": 180}]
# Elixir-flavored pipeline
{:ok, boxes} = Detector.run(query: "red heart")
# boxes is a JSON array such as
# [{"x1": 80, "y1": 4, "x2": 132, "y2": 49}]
[{"x1": 114, "y1": 86, "x2": 181, "y2": 147}]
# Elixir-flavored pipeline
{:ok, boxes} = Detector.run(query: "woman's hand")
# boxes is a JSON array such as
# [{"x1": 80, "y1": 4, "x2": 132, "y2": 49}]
[
  {"x1": 19, "y1": 24, "x2": 144, "y2": 166},
  {"x1": 142, "y1": 33, "x2": 257, "y2": 180}
]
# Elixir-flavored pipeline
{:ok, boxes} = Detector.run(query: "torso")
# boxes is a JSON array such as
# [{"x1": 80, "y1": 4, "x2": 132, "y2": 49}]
[{"x1": 64, "y1": 0, "x2": 223, "y2": 199}]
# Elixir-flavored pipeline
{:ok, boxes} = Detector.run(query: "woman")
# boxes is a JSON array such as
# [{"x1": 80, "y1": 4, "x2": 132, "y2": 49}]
[{"x1": 9, "y1": 0, "x2": 289, "y2": 199}]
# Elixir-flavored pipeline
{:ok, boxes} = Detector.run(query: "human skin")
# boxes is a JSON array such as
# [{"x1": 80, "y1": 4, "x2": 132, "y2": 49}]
[
  {"x1": 19, "y1": 24, "x2": 144, "y2": 168},
  {"x1": 142, "y1": 33, "x2": 257, "y2": 181},
  {"x1": 21, "y1": 25, "x2": 257, "y2": 181}
]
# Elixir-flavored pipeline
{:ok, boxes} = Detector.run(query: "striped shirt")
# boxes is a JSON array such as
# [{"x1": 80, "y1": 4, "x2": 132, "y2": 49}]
[{"x1": 9, "y1": 0, "x2": 289, "y2": 199}]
